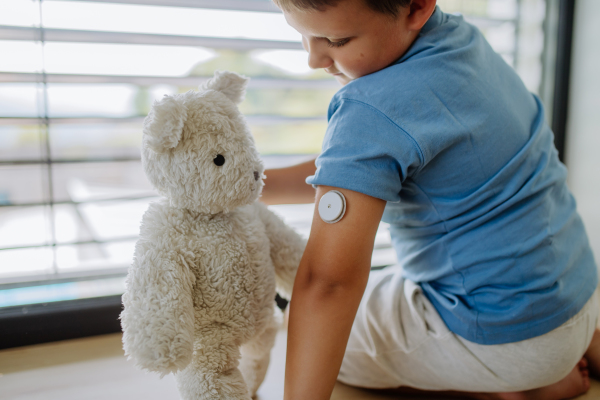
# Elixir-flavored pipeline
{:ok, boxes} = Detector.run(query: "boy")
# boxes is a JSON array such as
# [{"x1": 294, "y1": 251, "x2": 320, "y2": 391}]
[{"x1": 261, "y1": 0, "x2": 600, "y2": 399}]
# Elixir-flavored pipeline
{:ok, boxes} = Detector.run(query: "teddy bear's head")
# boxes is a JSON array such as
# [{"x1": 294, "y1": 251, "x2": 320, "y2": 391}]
[{"x1": 141, "y1": 71, "x2": 264, "y2": 214}]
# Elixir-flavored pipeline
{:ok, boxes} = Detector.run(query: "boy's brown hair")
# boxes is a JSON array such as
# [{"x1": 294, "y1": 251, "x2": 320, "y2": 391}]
[{"x1": 273, "y1": 0, "x2": 411, "y2": 17}]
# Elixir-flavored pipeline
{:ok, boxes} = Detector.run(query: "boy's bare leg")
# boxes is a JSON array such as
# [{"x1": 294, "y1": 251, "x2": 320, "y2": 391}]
[
  {"x1": 374, "y1": 358, "x2": 590, "y2": 400},
  {"x1": 584, "y1": 328, "x2": 600, "y2": 377}
]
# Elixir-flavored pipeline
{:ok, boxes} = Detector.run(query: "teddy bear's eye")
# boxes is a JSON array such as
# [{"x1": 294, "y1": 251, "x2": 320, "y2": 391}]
[{"x1": 213, "y1": 154, "x2": 225, "y2": 166}]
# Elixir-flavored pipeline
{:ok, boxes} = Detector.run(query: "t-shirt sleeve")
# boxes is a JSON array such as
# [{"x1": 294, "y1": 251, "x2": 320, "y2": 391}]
[{"x1": 306, "y1": 99, "x2": 423, "y2": 202}]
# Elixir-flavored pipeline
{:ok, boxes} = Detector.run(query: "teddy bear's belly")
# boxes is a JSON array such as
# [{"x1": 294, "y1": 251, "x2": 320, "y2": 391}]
[{"x1": 185, "y1": 220, "x2": 276, "y2": 344}]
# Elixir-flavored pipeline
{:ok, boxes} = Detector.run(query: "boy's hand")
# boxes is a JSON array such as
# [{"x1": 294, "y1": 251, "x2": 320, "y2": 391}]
[
  {"x1": 260, "y1": 157, "x2": 317, "y2": 205},
  {"x1": 284, "y1": 185, "x2": 386, "y2": 400}
]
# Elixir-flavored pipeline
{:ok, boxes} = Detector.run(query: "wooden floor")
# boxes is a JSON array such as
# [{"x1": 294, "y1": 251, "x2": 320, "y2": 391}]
[{"x1": 1, "y1": 329, "x2": 600, "y2": 400}]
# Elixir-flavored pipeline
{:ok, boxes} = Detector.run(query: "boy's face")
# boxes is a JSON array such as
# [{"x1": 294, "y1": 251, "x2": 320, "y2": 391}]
[{"x1": 283, "y1": 0, "x2": 419, "y2": 85}]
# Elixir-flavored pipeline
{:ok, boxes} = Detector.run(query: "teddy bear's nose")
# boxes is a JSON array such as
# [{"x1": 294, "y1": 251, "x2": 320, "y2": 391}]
[{"x1": 254, "y1": 171, "x2": 259, "y2": 181}]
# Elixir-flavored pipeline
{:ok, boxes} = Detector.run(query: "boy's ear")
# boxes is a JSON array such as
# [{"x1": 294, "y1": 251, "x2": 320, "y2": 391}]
[
  {"x1": 200, "y1": 70, "x2": 249, "y2": 105},
  {"x1": 143, "y1": 95, "x2": 187, "y2": 153},
  {"x1": 407, "y1": 0, "x2": 437, "y2": 31}
]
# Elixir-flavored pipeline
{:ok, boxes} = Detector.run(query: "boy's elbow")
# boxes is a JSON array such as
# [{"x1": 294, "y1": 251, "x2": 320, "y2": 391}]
[
  {"x1": 302, "y1": 274, "x2": 344, "y2": 299},
  {"x1": 295, "y1": 261, "x2": 369, "y2": 299}
]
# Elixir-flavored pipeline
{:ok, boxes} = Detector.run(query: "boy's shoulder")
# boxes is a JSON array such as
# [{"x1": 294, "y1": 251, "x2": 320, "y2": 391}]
[
  {"x1": 328, "y1": 6, "x2": 529, "y2": 132},
  {"x1": 331, "y1": 7, "x2": 482, "y2": 107},
  {"x1": 324, "y1": 6, "x2": 539, "y2": 170}
]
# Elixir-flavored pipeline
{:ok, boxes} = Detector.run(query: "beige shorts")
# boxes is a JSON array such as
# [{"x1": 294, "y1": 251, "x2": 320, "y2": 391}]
[{"x1": 339, "y1": 265, "x2": 599, "y2": 392}]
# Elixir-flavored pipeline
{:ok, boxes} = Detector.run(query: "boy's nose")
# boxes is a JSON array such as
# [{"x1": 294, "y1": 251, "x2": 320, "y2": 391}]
[
  {"x1": 308, "y1": 50, "x2": 333, "y2": 70},
  {"x1": 304, "y1": 37, "x2": 333, "y2": 70}
]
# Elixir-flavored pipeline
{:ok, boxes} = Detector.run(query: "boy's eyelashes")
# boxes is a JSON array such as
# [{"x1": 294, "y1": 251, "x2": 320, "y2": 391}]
[{"x1": 324, "y1": 37, "x2": 351, "y2": 48}]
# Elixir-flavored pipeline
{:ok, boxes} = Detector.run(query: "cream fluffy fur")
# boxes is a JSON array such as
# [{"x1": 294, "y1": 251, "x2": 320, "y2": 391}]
[{"x1": 120, "y1": 71, "x2": 306, "y2": 399}]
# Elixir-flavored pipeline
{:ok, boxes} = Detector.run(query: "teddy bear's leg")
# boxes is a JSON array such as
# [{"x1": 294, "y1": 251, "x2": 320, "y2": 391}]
[
  {"x1": 175, "y1": 342, "x2": 251, "y2": 400},
  {"x1": 239, "y1": 312, "x2": 280, "y2": 397}
]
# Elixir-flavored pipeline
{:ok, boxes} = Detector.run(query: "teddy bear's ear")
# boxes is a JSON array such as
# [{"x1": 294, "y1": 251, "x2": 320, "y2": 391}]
[
  {"x1": 200, "y1": 71, "x2": 249, "y2": 104},
  {"x1": 143, "y1": 95, "x2": 187, "y2": 153}
]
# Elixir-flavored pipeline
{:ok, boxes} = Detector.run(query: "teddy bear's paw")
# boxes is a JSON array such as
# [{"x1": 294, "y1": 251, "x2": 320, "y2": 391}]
[
  {"x1": 176, "y1": 367, "x2": 252, "y2": 400},
  {"x1": 125, "y1": 333, "x2": 192, "y2": 374}
]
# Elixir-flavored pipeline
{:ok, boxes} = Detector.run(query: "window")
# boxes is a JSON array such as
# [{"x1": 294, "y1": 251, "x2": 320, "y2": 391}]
[
  {"x1": 0, "y1": 0, "x2": 566, "y2": 347},
  {"x1": 565, "y1": 0, "x2": 600, "y2": 267}
]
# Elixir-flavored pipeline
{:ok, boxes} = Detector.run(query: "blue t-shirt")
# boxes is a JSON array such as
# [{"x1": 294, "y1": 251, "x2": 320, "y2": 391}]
[{"x1": 306, "y1": 7, "x2": 598, "y2": 345}]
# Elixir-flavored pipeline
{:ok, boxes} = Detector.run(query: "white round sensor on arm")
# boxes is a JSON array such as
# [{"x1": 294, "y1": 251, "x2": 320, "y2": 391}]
[{"x1": 318, "y1": 190, "x2": 346, "y2": 224}]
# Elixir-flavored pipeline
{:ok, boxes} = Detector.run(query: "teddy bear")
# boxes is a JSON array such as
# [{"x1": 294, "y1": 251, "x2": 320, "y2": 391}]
[{"x1": 120, "y1": 71, "x2": 306, "y2": 400}]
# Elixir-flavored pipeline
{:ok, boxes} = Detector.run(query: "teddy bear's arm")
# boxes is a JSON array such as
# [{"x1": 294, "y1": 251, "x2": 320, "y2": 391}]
[
  {"x1": 120, "y1": 244, "x2": 196, "y2": 375},
  {"x1": 254, "y1": 202, "x2": 306, "y2": 300}
]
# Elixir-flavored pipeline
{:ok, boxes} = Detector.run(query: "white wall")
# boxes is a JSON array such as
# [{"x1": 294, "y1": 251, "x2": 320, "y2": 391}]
[{"x1": 566, "y1": 0, "x2": 600, "y2": 263}]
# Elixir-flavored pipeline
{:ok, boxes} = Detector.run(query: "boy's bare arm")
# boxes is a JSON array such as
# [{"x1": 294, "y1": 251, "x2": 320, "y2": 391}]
[
  {"x1": 260, "y1": 157, "x2": 318, "y2": 205},
  {"x1": 284, "y1": 185, "x2": 386, "y2": 400}
]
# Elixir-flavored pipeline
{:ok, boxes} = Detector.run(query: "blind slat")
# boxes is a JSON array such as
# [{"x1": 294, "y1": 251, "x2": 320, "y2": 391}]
[
  {"x1": 0, "y1": 72, "x2": 337, "y2": 88},
  {"x1": 0, "y1": 115, "x2": 325, "y2": 126},
  {"x1": 0, "y1": 25, "x2": 302, "y2": 50},
  {"x1": 0, "y1": 195, "x2": 157, "y2": 209},
  {"x1": 52, "y1": 0, "x2": 282, "y2": 13},
  {"x1": 0, "y1": 268, "x2": 129, "y2": 287}
]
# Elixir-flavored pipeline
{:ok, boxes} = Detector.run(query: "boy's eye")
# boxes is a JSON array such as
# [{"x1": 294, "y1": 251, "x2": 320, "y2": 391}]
[{"x1": 326, "y1": 38, "x2": 350, "y2": 48}]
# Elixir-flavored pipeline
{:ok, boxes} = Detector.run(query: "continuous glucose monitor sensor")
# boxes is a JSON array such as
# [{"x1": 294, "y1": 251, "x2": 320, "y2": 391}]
[{"x1": 318, "y1": 190, "x2": 346, "y2": 224}]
